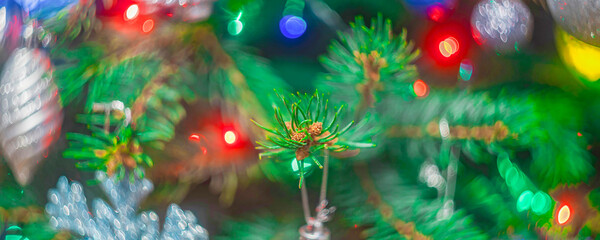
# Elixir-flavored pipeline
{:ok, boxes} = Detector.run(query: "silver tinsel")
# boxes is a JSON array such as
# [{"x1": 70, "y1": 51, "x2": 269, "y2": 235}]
[
  {"x1": 45, "y1": 171, "x2": 209, "y2": 240},
  {"x1": 0, "y1": 47, "x2": 62, "y2": 185},
  {"x1": 471, "y1": 0, "x2": 533, "y2": 52},
  {"x1": 547, "y1": 0, "x2": 600, "y2": 47}
]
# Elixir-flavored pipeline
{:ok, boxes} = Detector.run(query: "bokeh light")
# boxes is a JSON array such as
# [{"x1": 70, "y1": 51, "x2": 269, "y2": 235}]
[
  {"x1": 224, "y1": 130, "x2": 237, "y2": 144},
  {"x1": 413, "y1": 79, "x2": 429, "y2": 98},
  {"x1": 426, "y1": 22, "x2": 469, "y2": 66},
  {"x1": 439, "y1": 37, "x2": 459, "y2": 58},
  {"x1": 531, "y1": 191, "x2": 552, "y2": 215},
  {"x1": 228, "y1": 20, "x2": 244, "y2": 36},
  {"x1": 280, "y1": 15, "x2": 307, "y2": 39},
  {"x1": 557, "y1": 204, "x2": 571, "y2": 224},
  {"x1": 189, "y1": 134, "x2": 200, "y2": 141},
  {"x1": 459, "y1": 59, "x2": 473, "y2": 81},
  {"x1": 142, "y1": 19, "x2": 154, "y2": 33},
  {"x1": 427, "y1": 5, "x2": 446, "y2": 22},
  {"x1": 125, "y1": 4, "x2": 139, "y2": 21},
  {"x1": 516, "y1": 190, "x2": 533, "y2": 212}
]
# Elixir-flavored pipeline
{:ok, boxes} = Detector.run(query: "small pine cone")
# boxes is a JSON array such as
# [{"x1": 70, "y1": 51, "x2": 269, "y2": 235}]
[
  {"x1": 291, "y1": 132, "x2": 307, "y2": 142},
  {"x1": 308, "y1": 122, "x2": 323, "y2": 136},
  {"x1": 296, "y1": 145, "x2": 310, "y2": 161}
]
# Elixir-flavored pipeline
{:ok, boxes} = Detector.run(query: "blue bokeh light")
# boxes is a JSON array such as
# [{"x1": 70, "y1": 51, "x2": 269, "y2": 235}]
[{"x1": 279, "y1": 15, "x2": 307, "y2": 39}]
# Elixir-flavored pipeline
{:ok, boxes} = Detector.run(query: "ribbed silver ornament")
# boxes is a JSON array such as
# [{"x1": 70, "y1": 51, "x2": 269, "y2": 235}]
[
  {"x1": 547, "y1": 0, "x2": 600, "y2": 47},
  {"x1": 0, "y1": 47, "x2": 62, "y2": 185}
]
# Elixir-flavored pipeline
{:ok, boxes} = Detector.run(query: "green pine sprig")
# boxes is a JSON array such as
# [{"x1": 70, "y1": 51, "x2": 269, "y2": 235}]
[
  {"x1": 252, "y1": 91, "x2": 373, "y2": 187},
  {"x1": 318, "y1": 14, "x2": 419, "y2": 114},
  {"x1": 64, "y1": 117, "x2": 152, "y2": 182}
]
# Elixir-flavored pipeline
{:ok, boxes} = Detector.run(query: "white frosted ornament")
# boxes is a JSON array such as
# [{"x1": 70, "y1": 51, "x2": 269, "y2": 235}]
[
  {"x1": 0, "y1": 46, "x2": 62, "y2": 185},
  {"x1": 471, "y1": 0, "x2": 533, "y2": 53},
  {"x1": 547, "y1": 0, "x2": 600, "y2": 47},
  {"x1": 46, "y1": 171, "x2": 209, "y2": 240}
]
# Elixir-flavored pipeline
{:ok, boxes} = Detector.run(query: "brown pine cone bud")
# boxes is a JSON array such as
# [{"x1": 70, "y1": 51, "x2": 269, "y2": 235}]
[
  {"x1": 296, "y1": 145, "x2": 310, "y2": 160},
  {"x1": 291, "y1": 132, "x2": 307, "y2": 142},
  {"x1": 308, "y1": 122, "x2": 323, "y2": 135}
]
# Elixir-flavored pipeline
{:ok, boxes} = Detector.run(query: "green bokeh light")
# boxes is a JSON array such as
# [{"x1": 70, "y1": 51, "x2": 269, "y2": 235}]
[
  {"x1": 228, "y1": 20, "x2": 244, "y2": 36},
  {"x1": 531, "y1": 191, "x2": 552, "y2": 215},
  {"x1": 517, "y1": 190, "x2": 533, "y2": 212},
  {"x1": 459, "y1": 59, "x2": 473, "y2": 81},
  {"x1": 497, "y1": 152, "x2": 511, "y2": 179},
  {"x1": 505, "y1": 166, "x2": 525, "y2": 192}
]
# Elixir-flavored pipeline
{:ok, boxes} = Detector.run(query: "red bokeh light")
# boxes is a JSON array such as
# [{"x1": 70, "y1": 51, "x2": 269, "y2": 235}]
[
  {"x1": 142, "y1": 19, "x2": 154, "y2": 33},
  {"x1": 413, "y1": 79, "x2": 429, "y2": 98},
  {"x1": 124, "y1": 4, "x2": 139, "y2": 21},
  {"x1": 556, "y1": 204, "x2": 571, "y2": 225},
  {"x1": 427, "y1": 5, "x2": 445, "y2": 22},
  {"x1": 425, "y1": 22, "x2": 470, "y2": 66}
]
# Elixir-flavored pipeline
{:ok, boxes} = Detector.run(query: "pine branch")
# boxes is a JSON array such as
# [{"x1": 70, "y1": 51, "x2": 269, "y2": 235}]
[
  {"x1": 332, "y1": 162, "x2": 490, "y2": 239},
  {"x1": 385, "y1": 87, "x2": 594, "y2": 190},
  {"x1": 318, "y1": 15, "x2": 419, "y2": 117}
]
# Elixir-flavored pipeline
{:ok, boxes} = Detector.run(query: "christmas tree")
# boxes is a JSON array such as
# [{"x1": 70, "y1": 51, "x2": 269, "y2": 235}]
[{"x1": 0, "y1": 0, "x2": 599, "y2": 239}]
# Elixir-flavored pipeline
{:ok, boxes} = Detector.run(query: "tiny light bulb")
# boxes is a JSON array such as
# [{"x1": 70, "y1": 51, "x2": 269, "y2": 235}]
[
  {"x1": 557, "y1": 205, "x2": 571, "y2": 225},
  {"x1": 224, "y1": 131, "x2": 237, "y2": 144}
]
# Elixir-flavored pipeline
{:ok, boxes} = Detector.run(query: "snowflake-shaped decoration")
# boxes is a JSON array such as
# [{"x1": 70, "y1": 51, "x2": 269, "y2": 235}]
[{"x1": 45, "y1": 171, "x2": 208, "y2": 240}]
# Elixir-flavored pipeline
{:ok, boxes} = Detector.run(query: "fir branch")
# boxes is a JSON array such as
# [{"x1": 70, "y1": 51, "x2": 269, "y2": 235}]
[
  {"x1": 318, "y1": 15, "x2": 419, "y2": 117},
  {"x1": 333, "y1": 162, "x2": 490, "y2": 239},
  {"x1": 253, "y1": 91, "x2": 374, "y2": 185}
]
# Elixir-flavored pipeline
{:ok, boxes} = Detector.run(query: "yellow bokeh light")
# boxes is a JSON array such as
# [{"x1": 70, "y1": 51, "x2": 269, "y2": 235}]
[
  {"x1": 224, "y1": 130, "x2": 237, "y2": 144},
  {"x1": 555, "y1": 27, "x2": 600, "y2": 82}
]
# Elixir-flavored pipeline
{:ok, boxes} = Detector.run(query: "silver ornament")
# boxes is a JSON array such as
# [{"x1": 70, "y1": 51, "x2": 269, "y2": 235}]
[
  {"x1": 46, "y1": 171, "x2": 209, "y2": 240},
  {"x1": 471, "y1": 0, "x2": 533, "y2": 52},
  {"x1": 547, "y1": 0, "x2": 600, "y2": 47},
  {"x1": 0, "y1": 47, "x2": 62, "y2": 185},
  {"x1": 0, "y1": 1, "x2": 24, "y2": 63}
]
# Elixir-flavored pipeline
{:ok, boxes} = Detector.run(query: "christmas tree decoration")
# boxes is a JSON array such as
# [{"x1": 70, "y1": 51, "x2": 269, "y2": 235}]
[
  {"x1": 45, "y1": 171, "x2": 209, "y2": 240},
  {"x1": 547, "y1": 0, "x2": 600, "y2": 47},
  {"x1": 471, "y1": 0, "x2": 533, "y2": 53},
  {"x1": 555, "y1": 27, "x2": 600, "y2": 82},
  {"x1": 0, "y1": 0, "x2": 23, "y2": 63},
  {"x1": 0, "y1": 28, "x2": 63, "y2": 185}
]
